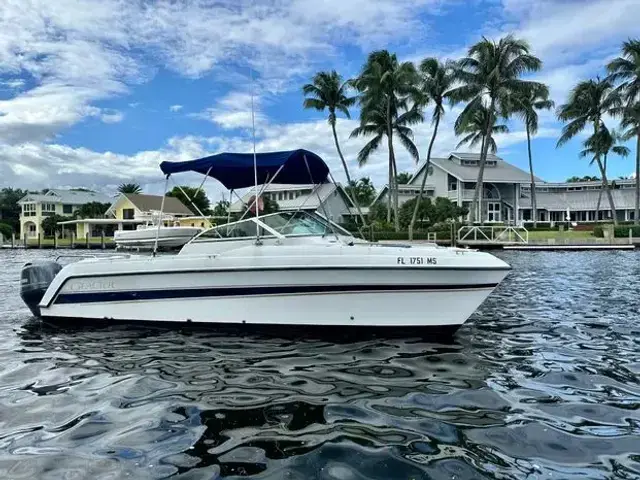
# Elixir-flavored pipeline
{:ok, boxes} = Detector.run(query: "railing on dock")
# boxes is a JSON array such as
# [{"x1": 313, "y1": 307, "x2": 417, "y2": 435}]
[{"x1": 457, "y1": 225, "x2": 529, "y2": 245}]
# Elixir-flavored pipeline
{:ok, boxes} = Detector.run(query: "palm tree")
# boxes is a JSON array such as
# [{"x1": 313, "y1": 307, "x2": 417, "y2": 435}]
[
  {"x1": 510, "y1": 85, "x2": 554, "y2": 227},
  {"x1": 118, "y1": 183, "x2": 142, "y2": 194},
  {"x1": 580, "y1": 126, "x2": 630, "y2": 220},
  {"x1": 455, "y1": 104, "x2": 509, "y2": 222},
  {"x1": 408, "y1": 58, "x2": 456, "y2": 240},
  {"x1": 352, "y1": 50, "x2": 421, "y2": 231},
  {"x1": 557, "y1": 78, "x2": 622, "y2": 224},
  {"x1": 350, "y1": 103, "x2": 422, "y2": 229},
  {"x1": 449, "y1": 35, "x2": 544, "y2": 223},
  {"x1": 302, "y1": 71, "x2": 365, "y2": 225},
  {"x1": 618, "y1": 104, "x2": 640, "y2": 224},
  {"x1": 455, "y1": 104, "x2": 509, "y2": 153},
  {"x1": 607, "y1": 39, "x2": 640, "y2": 224}
]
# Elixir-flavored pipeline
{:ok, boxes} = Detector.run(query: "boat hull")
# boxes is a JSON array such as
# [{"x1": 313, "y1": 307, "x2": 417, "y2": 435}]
[
  {"x1": 38, "y1": 266, "x2": 507, "y2": 328},
  {"x1": 114, "y1": 227, "x2": 202, "y2": 248}
]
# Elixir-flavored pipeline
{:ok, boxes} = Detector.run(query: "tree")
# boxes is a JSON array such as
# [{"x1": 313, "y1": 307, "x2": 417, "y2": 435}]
[
  {"x1": 302, "y1": 70, "x2": 365, "y2": 226},
  {"x1": 450, "y1": 35, "x2": 544, "y2": 223},
  {"x1": 74, "y1": 202, "x2": 110, "y2": 219},
  {"x1": 0, "y1": 222, "x2": 12, "y2": 239},
  {"x1": 396, "y1": 172, "x2": 412, "y2": 184},
  {"x1": 399, "y1": 196, "x2": 467, "y2": 229},
  {"x1": 455, "y1": 104, "x2": 509, "y2": 153},
  {"x1": 618, "y1": 104, "x2": 640, "y2": 223},
  {"x1": 345, "y1": 177, "x2": 376, "y2": 206},
  {"x1": 408, "y1": 58, "x2": 456, "y2": 240},
  {"x1": 41, "y1": 214, "x2": 71, "y2": 236},
  {"x1": 352, "y1": 50, "x2": 422, "y2": 231},
  {"x1": 239, "y1": 196, "x2": 279, "y2": 217},
  {"x1": 608, "y1": 39, "x2": 640, "y2": 224},
  {"x1": 566, "y1": 175, "x2": 600, "y2": 182},
  {"x1": 118, "y1": 183, "x2": 142, "y2": 194},
  {"x1": 557, "y1": 78, "x2": 622, "y2": 224},
  {"x1": 0, "y1": 188, "x2": 28, "y2": 232},
  {"x1": 510, "y1": 84, "x2": 554, "y2": 227},
  {"x1": 166, "y1": 186, "x2": 211, "y2": 215},
  {"x1": 212, "y1": 199, "x2": 230, "y2": 217},
  {"x1": 579, "y1": 125, "x2": 630, "y2": 220}
]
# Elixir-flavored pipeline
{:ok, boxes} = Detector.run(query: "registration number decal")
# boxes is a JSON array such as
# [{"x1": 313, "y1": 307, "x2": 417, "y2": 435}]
[{"x1": 397, "y1": 257, "x2": 437, "y2": 265}]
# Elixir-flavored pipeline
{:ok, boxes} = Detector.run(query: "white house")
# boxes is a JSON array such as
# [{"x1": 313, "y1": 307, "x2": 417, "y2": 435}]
[
  {"x1": 229, "y1": 183, "x2": 359, "y2": 223},
  {"x1": 19, "y1": 189, "x2": 112, "y2": 238},
  {"x1": 377, "y1": 152, "x2": 638, "y2": 224}
]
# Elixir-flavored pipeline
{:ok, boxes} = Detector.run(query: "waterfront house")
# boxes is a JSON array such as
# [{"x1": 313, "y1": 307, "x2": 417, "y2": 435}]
[
  {"x1": 228, "y1": 183, "x2": 360, "y2": 223},
  {"x1": 377, "y1": 152, "x2": 638, "y2": 224},
  {"x1": 58, "y1": 193, "x2": 209, "y2": 239},
  {"x1": 19, "y1": 189, "x2": 112, "y2": 238}
]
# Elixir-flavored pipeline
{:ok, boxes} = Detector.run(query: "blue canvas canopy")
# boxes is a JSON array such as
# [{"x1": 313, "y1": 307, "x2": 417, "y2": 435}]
[{"x1": 159, "y1": 149, "x2": 329, "y2": 190}]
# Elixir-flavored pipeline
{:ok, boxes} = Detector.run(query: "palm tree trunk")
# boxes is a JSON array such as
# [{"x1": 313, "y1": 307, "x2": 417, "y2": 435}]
[
  {"x1": 409, "y1": 114, "x2": 440, "y2": 240},
  {"x1": 635, "y1": 133, "x2": 639, "y2": 226},
  {"x1": 526, "y1": 125, "x2": 537, "y2": 228},
  {"x1": 596, "y1": 156, "x2": 617, "y2": 225},
  {"x1": 386, "y1": 99, "x2": 400, "y2": 231},
  {"x1": 331, "y1": 123, "x2": 366, "y2": 226},
  {"x1": 595, "y1": 188, "x2": 602, "y2": 221},
  {"x1": 469, "y1": 100, "x2": 494, "y2": 224}
]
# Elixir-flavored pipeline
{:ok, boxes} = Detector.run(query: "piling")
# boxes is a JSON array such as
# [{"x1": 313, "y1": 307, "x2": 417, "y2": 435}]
[
  {"x1": 11, "y1": 233, "x2": 14, "y2": 248},
  {"x1": 85, "y1": 232, "x2": 90, "y2": 249},
  {"x1": 53, "y1": 233, "x2": 58, "y2": 249},
  {"x1": 38, "y1": 233, "x2": 42, "y2": 249},
  {"x1": 101, "y1": 230, "x2": 105, "y2": 249},
  {"x1": 23, "y1": 233, "x2": 27, "y2": 248}
]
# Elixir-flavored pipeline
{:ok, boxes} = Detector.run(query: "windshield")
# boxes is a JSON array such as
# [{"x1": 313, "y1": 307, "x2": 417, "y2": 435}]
[{"x1": 193, "y1": 211, "x2": 352, "y2": 241}]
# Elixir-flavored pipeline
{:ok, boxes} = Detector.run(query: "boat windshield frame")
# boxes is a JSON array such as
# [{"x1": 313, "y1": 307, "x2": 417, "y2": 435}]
[{"x1": 188, "y1": 211, "x2": 352, "y2": 243}]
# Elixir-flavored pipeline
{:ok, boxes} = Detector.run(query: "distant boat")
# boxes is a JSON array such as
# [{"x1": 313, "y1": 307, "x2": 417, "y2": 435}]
[{"x1": 114, "y1": 220, "x2": 202, "y2": 249}]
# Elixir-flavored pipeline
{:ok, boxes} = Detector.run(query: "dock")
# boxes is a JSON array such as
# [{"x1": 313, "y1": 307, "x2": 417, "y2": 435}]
[{"x1": 503, "y1": 244, "x2": 636, "y2": 251}]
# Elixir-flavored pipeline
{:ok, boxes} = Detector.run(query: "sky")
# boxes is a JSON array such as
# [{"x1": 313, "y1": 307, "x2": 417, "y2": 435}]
[{"x1": 0, "y1": 0, "x2": 638, "y2": 203}]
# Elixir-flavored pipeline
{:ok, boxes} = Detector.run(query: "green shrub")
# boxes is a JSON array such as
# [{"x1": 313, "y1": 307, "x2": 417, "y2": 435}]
[
  {"x1": 593, "y1": 226, "x2": 603, "y2": 237},
  {"x1": 614, "y1": 226, "x2": 640, "y2": 237},
  {"x1": 0, "y1": 222, "x2": 12, "y2": 239}
]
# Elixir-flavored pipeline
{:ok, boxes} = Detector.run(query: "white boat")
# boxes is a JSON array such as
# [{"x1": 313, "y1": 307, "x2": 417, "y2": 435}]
[
  {"x1": 114, "y1": 223, "x2": 203, "y2": 249},
  {"x1": 19, "y1": 149, "x2": 510, "y2": 335}
]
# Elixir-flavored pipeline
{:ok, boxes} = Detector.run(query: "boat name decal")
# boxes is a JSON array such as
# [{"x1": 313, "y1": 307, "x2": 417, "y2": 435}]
[
  {"x1": 67, "y1": 280, "x2": 116, "y2": 291},
  {"x1": 397, "y1": 257, "x2": 437, "y2": 265}
]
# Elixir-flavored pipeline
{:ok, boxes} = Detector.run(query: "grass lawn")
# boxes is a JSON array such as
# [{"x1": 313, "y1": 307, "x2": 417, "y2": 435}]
[{"x1": 527, "y1": 230, "x2": 595, "y2": 241}]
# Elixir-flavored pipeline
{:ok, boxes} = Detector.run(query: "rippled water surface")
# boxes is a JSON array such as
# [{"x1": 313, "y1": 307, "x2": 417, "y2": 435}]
[{"x1": 1, "y1": 249, "x2": 639, "y2": 479}]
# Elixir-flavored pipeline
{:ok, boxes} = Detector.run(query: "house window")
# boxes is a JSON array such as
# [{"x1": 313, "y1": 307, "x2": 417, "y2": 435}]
[
  {"x1": 29, "y1": 223, "x2": 36, "y2": 233},
  {"x1": 42, "y1": 203, "x2": 56, "y2": 212},
  {"x1": 487, "y1": 202, "x2": 501, "y2": 222},
  {"x1": 63, "y1": 204, "x2": 73, "y2": 214},
  {"x1": 449, "y1": 182, "x2": 457, "y2": 191},
  {"x1": 22, "y1": 203, "x2": 36, "y2": 216},
  {"x1": 122, "y1": 208, "x2": 135, "y2": 220}
]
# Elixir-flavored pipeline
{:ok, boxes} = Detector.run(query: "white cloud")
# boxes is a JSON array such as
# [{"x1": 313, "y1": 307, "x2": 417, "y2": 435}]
[
  {"x1": 169, "y1": 105, "x2": 183, "y2": 112},
  {"x1": 195, "y1": 91, "x2": 267, "y2": 130}
]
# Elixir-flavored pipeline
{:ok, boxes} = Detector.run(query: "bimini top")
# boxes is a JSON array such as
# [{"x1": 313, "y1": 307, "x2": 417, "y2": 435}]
[{"x1": 159, "y1": 149, "x2": 329, "y2": 190}]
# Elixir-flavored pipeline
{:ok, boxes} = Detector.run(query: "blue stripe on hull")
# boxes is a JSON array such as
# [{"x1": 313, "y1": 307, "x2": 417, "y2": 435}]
[{"x1": 53, "y1": 283, "x2": 498, "y2": 305}]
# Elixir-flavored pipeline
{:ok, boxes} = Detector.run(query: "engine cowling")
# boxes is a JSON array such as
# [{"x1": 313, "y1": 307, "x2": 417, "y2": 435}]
[{"x1": 20, "y1": 260, "x2": 62, "y2": 317}]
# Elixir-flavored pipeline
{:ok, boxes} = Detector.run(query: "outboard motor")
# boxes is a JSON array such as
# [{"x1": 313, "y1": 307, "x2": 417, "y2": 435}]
[{"x1": 20, "y1": 260, "x2": 62, "y2": 317}]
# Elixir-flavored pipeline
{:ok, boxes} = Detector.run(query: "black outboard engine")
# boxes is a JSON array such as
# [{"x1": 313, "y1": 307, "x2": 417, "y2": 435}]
[{"x1": 20, "y1": 260, "x2": 62, "y2": 317}]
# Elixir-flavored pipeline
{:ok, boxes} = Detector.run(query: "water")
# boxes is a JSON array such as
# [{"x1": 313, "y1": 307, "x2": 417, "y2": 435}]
[{"x1": 1, "y1": 249, "x2": 639, "y2": 479}]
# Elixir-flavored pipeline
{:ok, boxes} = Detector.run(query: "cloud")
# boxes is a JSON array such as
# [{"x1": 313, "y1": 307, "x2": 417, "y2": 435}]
[
  {"x1": 194, "y1": 91, "x2": 266, "y2": 130},
  {"x1": 169, "y1": 105, "x2": 183, "y2": 112}
]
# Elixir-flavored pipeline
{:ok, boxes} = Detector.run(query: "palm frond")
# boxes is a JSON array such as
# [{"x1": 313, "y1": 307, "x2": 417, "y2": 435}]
[
  {"x1": 356, "y1": 135, "x2": 383, "y2": 166},
  {"x1": 397, "y1": 132, "x2": 419, "y2": 161}
]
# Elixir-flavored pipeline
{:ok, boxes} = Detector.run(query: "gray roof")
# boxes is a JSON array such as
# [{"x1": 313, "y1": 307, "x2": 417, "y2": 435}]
[
  {"x1": 19, "y1": 189, "x2": 112, "y2": 204},
  {"x1": 413, "y1": 153, "x2": 540, "y2": 184},
  {"x1": 520, "y1": 188, "x2": 637, "y2": 211},
  {"x1": 125, "y1": 194, "x2": 194, "y2": 215},
  {"x1": 229, "y1": 183, "x2": 350, "y2": 213}
]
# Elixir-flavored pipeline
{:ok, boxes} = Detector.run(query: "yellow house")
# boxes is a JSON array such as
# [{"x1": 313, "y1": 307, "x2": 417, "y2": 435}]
[
  {"x1": 59, "y1": 193, "x2": 215, "y2": 238},
  {"x1": 18, "y1": 189, "x2": 112, "y2": 238}
]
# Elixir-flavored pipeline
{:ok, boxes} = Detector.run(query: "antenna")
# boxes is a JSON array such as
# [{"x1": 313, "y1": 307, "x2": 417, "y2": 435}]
[{"x1": 250, "y1": 67, "x2": 260, "y2": 243}]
